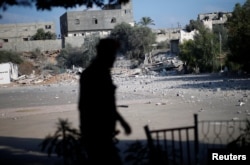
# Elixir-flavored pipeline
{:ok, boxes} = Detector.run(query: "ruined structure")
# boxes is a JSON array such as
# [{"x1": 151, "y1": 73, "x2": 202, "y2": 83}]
[
  {"x1": 0, "y1": 22, "x2": 61, "y2": 51},
  {"x1": 198, "y1": 12, "x2": 232, "y2": 30},
  {"x1": 60, "y1": 1, "x2": 134, "y2": 47}
]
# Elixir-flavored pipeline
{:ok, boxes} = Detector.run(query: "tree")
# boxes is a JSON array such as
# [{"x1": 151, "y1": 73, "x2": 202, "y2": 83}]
[
  {"x1": 0, "y1": 50, "x2": 23, "y2": 64},
  {"x1": 31, "y1": 28, "x2": 56, "y2": 40},
  {"x1": 138, "y1": 17, "x2": 155, "y2": 27},
  {"x1": 39, "y1": 118, "x2": 83, "y2": 165},
  {"x1": 185, "y1": 19, "x2": 203, "y2": 32},
  {"x1": 110, "y1": 22, "x2": 156, "y2": 63},
  {"x1": 0, "y1": 0, "x2": 130, "y2": 11},
  {"x1": 179, "y1": 40, "x2": 197, "y2": 72},
  {"x1": 213, "y1": 24, "x2": 229, "y2": 52},
  {"x1": 56, "y1": 35, "x2": 99, "y2": 69},
  {"x1": 226, "y1": 0, "x2": 250, "y2": 72},
  {"x1": 179, "y1": 23, "x2": 220, "y2": 73}
]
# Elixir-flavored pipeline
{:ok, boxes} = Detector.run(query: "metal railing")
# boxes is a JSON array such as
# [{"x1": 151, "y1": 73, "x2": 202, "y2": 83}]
[
  {"x1": 144, "y1": 114, "x2": 248, "y2": 165},
  {"x1": 144, "y1": 114, "x2": 198, "y2": 165}
]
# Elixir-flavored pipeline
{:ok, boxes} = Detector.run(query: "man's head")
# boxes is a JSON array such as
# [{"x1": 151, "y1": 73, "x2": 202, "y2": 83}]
[{"x1": 96, "y1": 38, "x2": 120, "y2": 68}]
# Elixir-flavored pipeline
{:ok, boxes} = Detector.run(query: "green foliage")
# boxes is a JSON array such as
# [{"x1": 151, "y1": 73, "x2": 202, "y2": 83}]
[
  {"x1": 157, "y1": 40, "x2": 170, "y2": 49},
  {"x1": 179, "y1": 40, "x2": 197, "y2": 72},
  {"x1": 185, "y1": 20, "x2": 203, "y2": 32},
  {"x1": 124, "y1": 141, "x2": 149, "y2": 165},
  {"x1": 39, "y1": 119, "x2": 85, "y2": 165},
  {"x1": 227, "y1": 119, "x2": 250, "y2": 152},
  {"x1": 110, "y1": 22, "x2": 133, "y2": 54},
  {"x1": 31, "y1": 28, "x2": 56, "y2": 40},
  {"x1": 0, "y1": 50, "x2": 23, "y2": 64},
  {"x1": 179, "y1": 25, "x2": 220, "y2": 73},
  {"x1": 57, "y1": 36, "x2": 99, "y2": 69},
  {"x1": 213, "y1": 24, "x2": 229, "y2": 52},
  {"x1": 138, "y1": 17, "x2": 155, "y2": 27},
  {"x1": 225, "y1": 61, "x2": 242, "y2": 72},
  {"x1": 110, "y1": 22, "x2": 156, "y2": 63},
  {"x1": 0, "y1": 0, "x2": 130, "y2": 13},
  {"x1": 226, "y1": 0, "x2": 250, "y2": 72},
  {"x1": 194, "y1": 27, "x2": 219, "y2": 72}
]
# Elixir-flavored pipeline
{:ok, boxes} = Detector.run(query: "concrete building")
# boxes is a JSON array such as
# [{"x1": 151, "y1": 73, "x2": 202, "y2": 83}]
[
  {"x1": 0, "y1": 22, "x2": 61, "y2": 52},
  {"x1": 0, "y1": 22, "x2": 56, "y2": 43},
  {"x1": 198, "y1": 12, "x2": 232, "y2": 30},
  {"x1": 152, "y1": 28, "x2": 181, "y2": 43},
  {"x1": 60, "y1": 1, "x2": 134, "y2": 47},
  {"x1": 169, "y1": 12, "x2": 231, "y2": 54},
  {"x1": 179, "y1": 29, "x2": 198, "y2": 44}
]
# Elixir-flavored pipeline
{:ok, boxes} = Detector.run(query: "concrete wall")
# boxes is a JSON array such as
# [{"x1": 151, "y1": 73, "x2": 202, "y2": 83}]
[
  {"x1": 0, "y1": 40, "x2": 61, "y2": 52},
  {"x1": 0, "y1": 22, "x2": 56, "y2": 42},
  {"x1": 153, "y1": 28, "x2": 181, "y2": 43},
  {"x1": 0, "y1": 22, "x2": 60, "y2": 52},
  {"x1": 60, "y1": 1, "x2": 134, "y2": 37},
  {"x1": 64, "y1": 37, "x2": 85, "y2": 48},
  {"x1": 180, "y1": 29, "x2": 197, "y2": 44},
  {"x1": 198, "y1": 12, "x2": 231, "y2": 30}
]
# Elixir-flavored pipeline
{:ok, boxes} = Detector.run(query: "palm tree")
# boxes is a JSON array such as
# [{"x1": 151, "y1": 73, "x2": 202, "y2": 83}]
[
  {"x1": 138, "y1": 17, "x2": 155, "y2": 27},
  {"x1": 39, "y1": 118, "x2": 85, "y2": 165}
]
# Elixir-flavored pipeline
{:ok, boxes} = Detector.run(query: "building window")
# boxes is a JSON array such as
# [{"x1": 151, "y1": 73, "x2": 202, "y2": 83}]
[
  {"x1": 124, "y1": 9, "x2": 131, "y2": 14},
  {"x1": 0, "y1": 42, "x2": 2, "y2": 48},
  {"x1": 75, "y1": 19, "x2": 80, "y2": 25},
  {"x1": 74, "y1": 34, "x2": 77, "y2": 36},
  {"x1": 111, "y1": 17, "x2": 116, "y2": 23},
  {"x1": 23, "y1": 38, "x2": 29, "y2": 41},
  {"x1": 3, "y1": 39, "x2": 8, "y2": 42},
  {"x1": 92, "y1": 18, "x2": 98, "y2": 24},
  {"x1": 45, "y1": 25, "x2": 51, "y2": 29}
]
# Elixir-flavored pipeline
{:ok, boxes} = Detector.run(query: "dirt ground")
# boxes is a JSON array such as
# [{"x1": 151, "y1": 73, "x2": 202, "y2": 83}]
[{"x1": 0, "y1": 73, "x2": 250, "y2": 164}]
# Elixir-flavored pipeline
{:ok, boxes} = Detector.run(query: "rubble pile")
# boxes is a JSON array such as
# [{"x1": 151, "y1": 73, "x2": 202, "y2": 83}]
[
  {"x1": 13, "y1": 72, "x2": 79, "y2": 86},
  {"x1": 143, "y1": 54, "x2": 184, "y2": 75}
]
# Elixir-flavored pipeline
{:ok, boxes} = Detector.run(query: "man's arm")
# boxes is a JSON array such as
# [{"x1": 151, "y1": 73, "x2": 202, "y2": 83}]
[{"x1": 115, "y1": 111, "x2": 131, "y2": 135}]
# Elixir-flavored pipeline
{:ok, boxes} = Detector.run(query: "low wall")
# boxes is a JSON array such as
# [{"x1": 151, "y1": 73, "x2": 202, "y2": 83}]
[{"x1": 0, "y1": 40, "x2": 62, "y2": 52}]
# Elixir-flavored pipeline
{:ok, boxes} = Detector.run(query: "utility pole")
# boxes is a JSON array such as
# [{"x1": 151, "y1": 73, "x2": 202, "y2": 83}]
[{"x1": 219, "y1": 33, "x2": 222, "y2": 72}]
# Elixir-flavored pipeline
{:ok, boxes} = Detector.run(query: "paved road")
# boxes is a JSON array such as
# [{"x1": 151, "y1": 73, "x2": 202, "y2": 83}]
[{"x1": 0, "y1": 83, "x2": 79, "y2": 109}]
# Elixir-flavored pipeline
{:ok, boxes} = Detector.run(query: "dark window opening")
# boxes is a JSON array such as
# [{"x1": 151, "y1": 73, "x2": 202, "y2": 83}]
[
  {"x1": 92, "y1": 18, "x2": 98, "y2": 24},
  {"x1": 75, "y1": 19, "x2": 80, "y2": 25},
  {"x1": 23, "y1": 38, "x2": 29, "y2": 41},
  {"x1": 111, "y1": 17, "x2": 116, "y2": 23},
  {"x1": 45, "y1": 25, "x2": 51, "y2": 29},
  {"x1": 124, "y1": 9, "x2": 130, "y2": 14},
  {"x1": 3, "y1": 39, "x2": 8, "y2": 42}
]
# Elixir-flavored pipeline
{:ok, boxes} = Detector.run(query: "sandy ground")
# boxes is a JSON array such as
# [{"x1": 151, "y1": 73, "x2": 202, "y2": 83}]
[{"x1": 0, "y1": 73, "x2": 250, "y2": 164}]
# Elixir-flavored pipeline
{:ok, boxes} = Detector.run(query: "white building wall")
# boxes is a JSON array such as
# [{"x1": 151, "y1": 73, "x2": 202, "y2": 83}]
[
  {"x1": 0, "y1": 63, "x2": 18, "y2": 84},
  {"x1": 180, "y1": 29, "x2": 198, "y2": 43}
]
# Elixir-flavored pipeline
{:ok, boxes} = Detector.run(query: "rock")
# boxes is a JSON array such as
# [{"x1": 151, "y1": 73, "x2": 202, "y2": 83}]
[
  {"x1": 239, "y1": 101, "x2": 245, "y2": 106},
  {"x1": 232, "y1": 117, "x2": 239, "y2": 121}
]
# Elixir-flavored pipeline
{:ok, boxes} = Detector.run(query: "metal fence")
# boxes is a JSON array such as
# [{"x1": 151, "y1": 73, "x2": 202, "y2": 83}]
[
  {"x1": 144, "y1": 114, "x2": 248, "y2": 165},
  {"x1": 144, "y1": 114, "x2": 198, "y2": 165},
  {"x1": 198, "y1": 119, "x2": 247, "y2": 164}
]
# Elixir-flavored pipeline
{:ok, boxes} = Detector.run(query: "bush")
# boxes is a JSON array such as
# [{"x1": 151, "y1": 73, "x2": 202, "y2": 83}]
[
  {"x1": 0, "y1": 50, "x2": 23, "y2": 64},
  {"x1": 57, "y1": 37, "x2": 99, "y2": 69},
  {"x1": 18, "y1": 61, "x2": 36, "y2": 75},
  {"x1": 157, "y1": 40, "x2": 169, "y2": 49}
]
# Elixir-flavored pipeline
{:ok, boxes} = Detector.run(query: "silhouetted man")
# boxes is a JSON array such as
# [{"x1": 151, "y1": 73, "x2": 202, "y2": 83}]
[{"x1": 78, "y1": 38, "x2": 131, "y2": 165}]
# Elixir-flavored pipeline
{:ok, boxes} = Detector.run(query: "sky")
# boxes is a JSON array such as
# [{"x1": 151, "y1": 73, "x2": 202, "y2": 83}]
[{"x1": 0, "y1": 0, "x2": 246, "y2": 35}]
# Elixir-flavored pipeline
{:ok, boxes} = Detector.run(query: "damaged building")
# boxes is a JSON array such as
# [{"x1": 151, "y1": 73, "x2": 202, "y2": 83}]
[
  {"x1": 198, "y1": 12, "x2": 232, "y2": 30},
  {"x1": 0, "y1": 22, "x2": 61, "y2": 52},
  {"x1": 60, "y1": 1, "x2": 134, "y2": 48}
]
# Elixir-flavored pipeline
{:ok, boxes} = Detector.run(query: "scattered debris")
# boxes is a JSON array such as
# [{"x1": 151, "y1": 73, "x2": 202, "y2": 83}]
[{"x1": 232, "y1": 117, "x2": 239, "y2": 121}]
